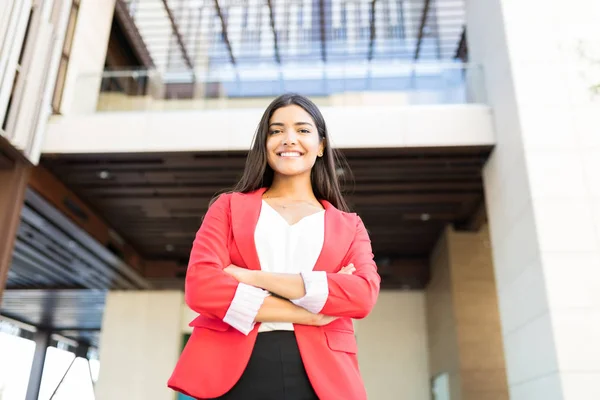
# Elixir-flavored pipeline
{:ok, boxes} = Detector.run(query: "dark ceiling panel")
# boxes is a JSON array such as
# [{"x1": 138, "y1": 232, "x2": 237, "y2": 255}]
[
  {"x1": 0, "y1": 289, "x2": 105, "y2": 347},
  {"x1": 7, "y1": 189, "x2": 151, "y2": 291},
  {"x1": 40, "y1": 146, "x2": 492, "y2": 289}
]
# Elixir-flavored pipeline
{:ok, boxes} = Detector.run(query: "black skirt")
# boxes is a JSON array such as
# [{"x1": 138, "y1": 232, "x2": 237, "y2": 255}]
[{"x1": 214, "y1": 331, "x2": 319, "y2": 400}]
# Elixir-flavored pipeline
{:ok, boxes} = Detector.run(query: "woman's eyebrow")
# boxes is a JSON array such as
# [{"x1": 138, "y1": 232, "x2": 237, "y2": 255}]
[{"x1": 268, "y1": 122, "x2": 314, "y2": 127}]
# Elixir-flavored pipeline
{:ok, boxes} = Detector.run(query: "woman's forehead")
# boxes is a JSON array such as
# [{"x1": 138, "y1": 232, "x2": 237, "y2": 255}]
[{"x1": 270, "y1": 105, "x2": 314, "y2": 123}]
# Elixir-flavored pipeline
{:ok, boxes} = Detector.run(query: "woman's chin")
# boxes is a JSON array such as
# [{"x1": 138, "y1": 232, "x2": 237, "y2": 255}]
[{"x1": 273, "y1": 168, "x2": 311, "y2": 177}]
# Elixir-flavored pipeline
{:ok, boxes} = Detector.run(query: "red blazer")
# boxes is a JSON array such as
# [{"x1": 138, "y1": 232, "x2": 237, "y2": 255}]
[{"x1": 168, "y1": 188, "x2": 380, "y2": 399}]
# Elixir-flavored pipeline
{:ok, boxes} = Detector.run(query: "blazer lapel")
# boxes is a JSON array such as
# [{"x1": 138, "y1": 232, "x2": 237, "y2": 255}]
[
  {"x1": 230, "y1": 188, "x2": 267, "y2": 271},
  {"x1": 313, "y1": 200, "x2": 355, "y2": 272}
]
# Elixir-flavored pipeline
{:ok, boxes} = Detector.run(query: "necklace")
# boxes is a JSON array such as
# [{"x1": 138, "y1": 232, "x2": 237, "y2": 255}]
[{"x1": 263, "y1": 194, "x2": 321, "y2": 209}]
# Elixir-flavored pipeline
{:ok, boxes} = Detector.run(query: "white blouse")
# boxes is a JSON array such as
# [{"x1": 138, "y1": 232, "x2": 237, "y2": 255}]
[{"x1": 223, "y1": 200, "x2": 329, "y2": 335}]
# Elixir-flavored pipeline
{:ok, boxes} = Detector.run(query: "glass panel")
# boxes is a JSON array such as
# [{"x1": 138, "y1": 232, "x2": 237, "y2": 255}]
[
  {"x1": 0, "y1": 329, "x2": 36, "y2": 400},
  {"x1": 63, "y1": 5, "x2": 79, "y2": 55},
  {"x1": 52, "y1": 57, "x2": 69, "y2": 113},
  {"x1": 38, "y1": 348, "x2": 95, "y2": 400},
  {"x1": 86, "y1": 62, "x2": 485, "y2": 113}
]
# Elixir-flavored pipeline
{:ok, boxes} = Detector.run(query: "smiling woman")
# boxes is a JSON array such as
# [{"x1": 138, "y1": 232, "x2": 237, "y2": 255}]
[
  {"x1": 231, "y1": 93, "x2": 350, "y2": 213},
  {"x1": 168, "y1": 94, "x2": 381, "y2": 400},
  {"x1": 267, "y1": 107, "x2": 323, "y2": 178}
]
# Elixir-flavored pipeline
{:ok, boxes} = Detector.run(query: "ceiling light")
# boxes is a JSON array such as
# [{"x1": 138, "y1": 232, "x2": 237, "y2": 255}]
[
  {"x1": 420, "y1": 213, "x2": 431, "y2": 221},
  {"x1": 98, "y1": 170, "x2": 111, "y2": 180},
  {"x1": 165, "y1": 244, "x2": 175, "y2": 252}
]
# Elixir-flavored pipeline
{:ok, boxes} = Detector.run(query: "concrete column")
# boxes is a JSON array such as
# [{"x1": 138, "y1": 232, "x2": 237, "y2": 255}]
[
  {"x1": 60, "y1": 0, "x2": 116, "y2": 115},
  {"x1": 426, "y1": 225, "x2": 509, "y2": 400},
  {"x1": 95, "y1": 291, "x2": 184, "y2": 400},
  {"x1": 0, "y1": 148, "x2": 30, "y2": 299},
  {"x1": 467, "y1": 0, "x2": 600, "y2": 398}
]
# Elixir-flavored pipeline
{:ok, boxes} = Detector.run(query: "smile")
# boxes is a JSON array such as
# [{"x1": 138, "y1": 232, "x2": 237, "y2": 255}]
[{"x1": 277, "y1": 152, "x2": 303, "y2": 157}]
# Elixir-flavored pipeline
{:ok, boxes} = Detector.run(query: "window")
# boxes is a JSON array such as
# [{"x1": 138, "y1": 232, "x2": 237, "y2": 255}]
[
  {"x1": 0, "y1": 323, "x2": 36, "y2": 400},
  {"x1": 51, "y1": 0, "x2": 80, "y2": 114}
]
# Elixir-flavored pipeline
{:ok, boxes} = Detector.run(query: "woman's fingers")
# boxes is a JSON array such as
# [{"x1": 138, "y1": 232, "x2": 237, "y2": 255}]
[
  {"x1": 312, "y1": 314, "x2": 338, "y2": 326},
  {"x1": 338, "y1": 263, "x2": 355, "y2": 274}
]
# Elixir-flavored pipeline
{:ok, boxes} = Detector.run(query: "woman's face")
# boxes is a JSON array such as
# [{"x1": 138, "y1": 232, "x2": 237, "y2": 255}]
[{"x1": 266, "y1": 105, "x2": 324, "y2": 178}]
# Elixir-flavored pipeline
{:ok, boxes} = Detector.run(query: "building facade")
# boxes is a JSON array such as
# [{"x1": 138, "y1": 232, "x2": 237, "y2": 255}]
[{"x1": 1, "y1": 0, "x2": 599, "y2": 399}]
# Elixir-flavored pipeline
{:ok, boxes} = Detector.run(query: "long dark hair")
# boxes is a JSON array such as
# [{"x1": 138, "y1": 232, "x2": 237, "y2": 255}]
[{"x1": 231, "y1": 93, "x2": 351, "y2": 212}]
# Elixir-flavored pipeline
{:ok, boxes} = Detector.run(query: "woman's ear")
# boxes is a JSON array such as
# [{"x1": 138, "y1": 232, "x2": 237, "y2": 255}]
[{"x1": 319, "y1": 139, "x2": 326, "y2": 156}]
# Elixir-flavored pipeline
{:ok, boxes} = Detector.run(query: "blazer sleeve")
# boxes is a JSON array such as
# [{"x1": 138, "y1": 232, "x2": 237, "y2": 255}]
[
  {"x1": 319, "y1": 216, "x2": 381, "y2": 319},
  {"x1": 185, "y1": 193, "x2": 256, "y2": 321}
]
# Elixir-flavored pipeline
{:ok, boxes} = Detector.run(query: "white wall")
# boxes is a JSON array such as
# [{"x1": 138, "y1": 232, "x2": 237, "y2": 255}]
[
  {"x1": 59, "y1": 0, "x2": 116, "y2": 115},
  {"x1": 43, "y1": 104, "x2": 495, "y2": 153},
  {"x1": 355, "y1": 291, "x2": 430, "y2": 400},
  {"x1": 95, "y1": 291, "x2": 183, "y2": 400},
  {"x1": 468, "y1": 0, "x2": 600, "y2": 399}
]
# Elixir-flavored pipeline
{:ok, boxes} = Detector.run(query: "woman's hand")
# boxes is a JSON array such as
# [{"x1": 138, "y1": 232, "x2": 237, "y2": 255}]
[
  {"x1": 310, "y1": 313, "x2": 338, "y2": 326},
  {"x1": 223, "y1": 264, "x2": 254, "y2": 285},
  {"x1": 338, "y1": 263, "x2": 355, "y2": 275},
  {"x1": 307, "y1": 264, "x2": 354, "y2": 326}
]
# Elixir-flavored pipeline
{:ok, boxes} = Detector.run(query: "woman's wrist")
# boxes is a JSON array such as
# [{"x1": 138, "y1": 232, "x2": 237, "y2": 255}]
[
  {"x1": 294, "y1": 307, "x2": 319, "y2": 326},
  {"x1": 244, "y1": 269, "x2": 261, "y2": 287}
]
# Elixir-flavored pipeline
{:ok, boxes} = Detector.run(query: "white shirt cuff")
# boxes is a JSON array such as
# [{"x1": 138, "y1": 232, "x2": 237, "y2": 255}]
[
  {"x1": 223, "y1": 283, "x2": 269, "y2": 335},
  {"x1": 291, "y1": 271, "x2": 329, "y2": 314}
]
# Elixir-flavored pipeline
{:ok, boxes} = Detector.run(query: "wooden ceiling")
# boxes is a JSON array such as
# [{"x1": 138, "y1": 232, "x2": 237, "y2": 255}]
[
  {"x1": 40, "y1": 146, "x2": 491, "y2": 289},
  {"x1": 7, "y1": 189, "x2": 150, "y2": 290}
]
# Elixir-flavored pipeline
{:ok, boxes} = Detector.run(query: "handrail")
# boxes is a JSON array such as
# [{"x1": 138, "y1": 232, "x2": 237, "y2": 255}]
[
  {"x1": 91, "y1": 61, "x2": 480, "y2": 80},
  {"x1": 72, "y1": 61, "x2": 486, "y2": 112}
]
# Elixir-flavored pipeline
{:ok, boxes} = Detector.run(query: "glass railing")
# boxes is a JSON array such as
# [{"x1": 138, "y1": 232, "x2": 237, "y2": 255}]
[{"x1": 77, "y1": 62, "x2": 485, "y2": 113}]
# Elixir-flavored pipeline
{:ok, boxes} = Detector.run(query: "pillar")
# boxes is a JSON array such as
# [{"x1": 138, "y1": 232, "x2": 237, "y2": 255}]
[
  {"x1": 426, "y1": 225, "x2": 509, "y2": 400},
  {"x1": 467, "y1": 0, "x2": 600, "y2": 398},
  {"x1": 25, "y1": 330, "x2": 52, "y2": 400},
  {"x1": 95, "y1": 291, "x2": 184, "y2": 400},
  {"x1": 0, "y1": 148, "x2": 30, "y2": 299},
  {"x1": 59, "y1": 0, "x2": 117, "y2": 115}
]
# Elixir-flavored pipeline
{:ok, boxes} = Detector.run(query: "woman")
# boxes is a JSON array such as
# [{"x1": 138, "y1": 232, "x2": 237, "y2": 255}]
[{"x1": 168, "y1": 94, "x2": 380, "y2": 400}]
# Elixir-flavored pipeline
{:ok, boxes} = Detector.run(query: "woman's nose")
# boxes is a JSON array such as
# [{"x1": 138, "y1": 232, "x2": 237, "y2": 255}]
[{"x1": 282, "y1": 130, "x2": 297, "y2": 145}]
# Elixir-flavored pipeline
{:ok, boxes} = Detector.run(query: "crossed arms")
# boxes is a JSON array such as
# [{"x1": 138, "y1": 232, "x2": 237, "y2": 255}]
[{"x1": 184, "y1": 194, "x2": 381, "y2": 335}]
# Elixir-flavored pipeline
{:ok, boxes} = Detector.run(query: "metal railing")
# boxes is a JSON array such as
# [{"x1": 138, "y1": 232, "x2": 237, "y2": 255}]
[{"x1": 77, "y1": 62, "x2": 485, "y2": 113}]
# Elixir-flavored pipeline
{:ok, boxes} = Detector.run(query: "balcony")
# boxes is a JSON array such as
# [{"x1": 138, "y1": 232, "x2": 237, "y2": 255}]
[
  {"x1": 44, "y1": 61, "x2": 492, "y2": 154},
  {"x1": 81, "y1": 62, "x2": 485, "y2": 113}
]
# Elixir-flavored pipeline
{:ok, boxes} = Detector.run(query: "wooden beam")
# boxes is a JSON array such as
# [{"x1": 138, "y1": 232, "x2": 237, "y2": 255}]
[
  {"x1": 213, "y1": 0, "x2": 237, "y2": 65},
  {"x1": 266, "y1": 0, "x2": 281, "y2": 64},
  {"x1": 0, "y1": 149, "x2": 15, "y2": 170},
  {"x1": 27, "y1": 167, "x2": 145, "y2": 272},
  {"x1": 76, "y1": 181, "x2": 482, "y2": 198},
  {"x1": 144, "y1": 260, "x2": 185, "y2": 279},
  {"x1": 146, "y1": 258, "x2": 431, "y2": 290},
  {"x1": 413, "y1": 0, "x2": 432, "y2": 60},
  {"x1": 0, "y1": 154, "x2": 30, "y2": 298},
  {"x1": 161, "y1": 0, "x2": 195, "y2": 70},
  {"x1": 377, "y1": 258, "x2": 430, "y2": 290}
]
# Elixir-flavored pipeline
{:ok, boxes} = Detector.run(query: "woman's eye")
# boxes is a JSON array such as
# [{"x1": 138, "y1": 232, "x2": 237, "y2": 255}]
[
  {"x1": 299, "y1": 129, "x2": 310, "y2": 134},
  {"x1": 270, "y1": 130, "x2": 281, "y2": 135}
]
